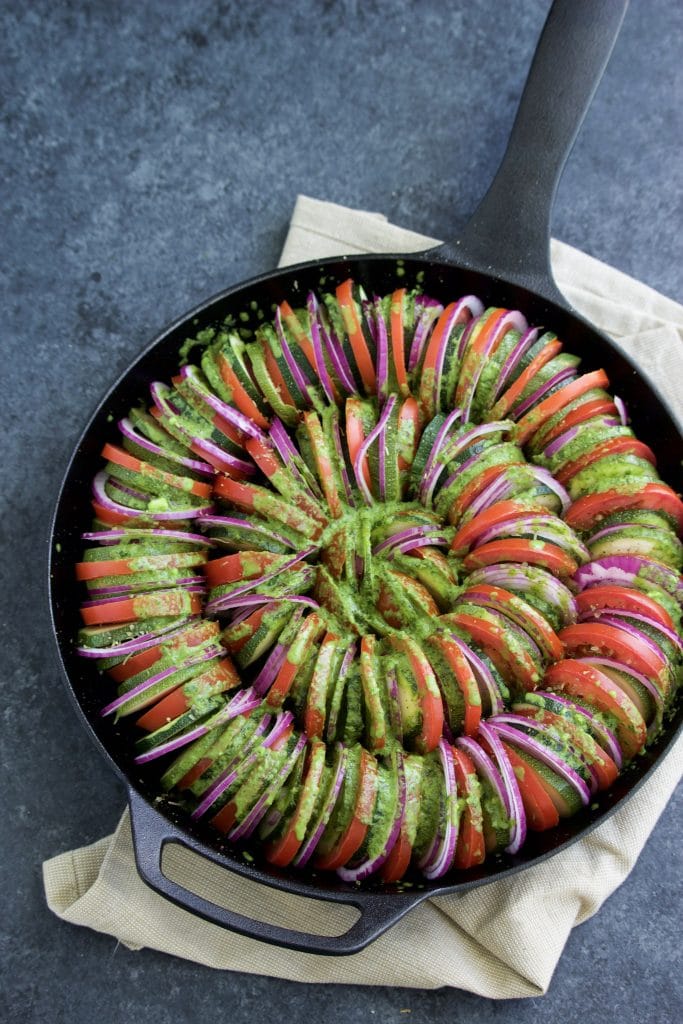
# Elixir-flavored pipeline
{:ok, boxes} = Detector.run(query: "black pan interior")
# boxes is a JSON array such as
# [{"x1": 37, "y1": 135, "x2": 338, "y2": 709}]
[{"x1": 49, "y1": 251, "x2": 683, "y2": 899}]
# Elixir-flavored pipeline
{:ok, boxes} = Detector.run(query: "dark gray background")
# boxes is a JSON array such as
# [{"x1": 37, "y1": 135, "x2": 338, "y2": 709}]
[{"x1": 2, "y1": 0, "x2": 681, "y2": 1021}]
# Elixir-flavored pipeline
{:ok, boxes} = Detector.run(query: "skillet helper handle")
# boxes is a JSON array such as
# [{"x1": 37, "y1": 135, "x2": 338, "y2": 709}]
[
  {"x1": 128, "y1": 788, "x2": 428, "y2": 956},
  {"x1": 440, "y1": 0, "x2": 629, "y2": 301}
]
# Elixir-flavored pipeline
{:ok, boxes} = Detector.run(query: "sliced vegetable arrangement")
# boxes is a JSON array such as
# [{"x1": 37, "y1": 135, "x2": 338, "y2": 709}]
[{"x1": 75, "y1": 278, "x2": 683, "y2": 882}]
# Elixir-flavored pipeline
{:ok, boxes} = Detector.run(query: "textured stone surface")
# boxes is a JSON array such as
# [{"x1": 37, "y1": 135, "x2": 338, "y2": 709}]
[{"x1": 1, "y1": 0, "x2": 681, "y2": 1021}]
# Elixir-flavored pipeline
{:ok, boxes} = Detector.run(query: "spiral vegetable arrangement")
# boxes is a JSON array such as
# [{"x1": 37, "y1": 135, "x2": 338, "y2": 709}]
[{"x1": 75, "y1": 279, "x2": 683, "y2": 882}]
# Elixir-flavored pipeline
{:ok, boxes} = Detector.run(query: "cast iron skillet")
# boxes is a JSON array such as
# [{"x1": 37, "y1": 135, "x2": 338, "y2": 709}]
[{"x1": 49, "y1": 0, "x2": 683, "y2": 955}]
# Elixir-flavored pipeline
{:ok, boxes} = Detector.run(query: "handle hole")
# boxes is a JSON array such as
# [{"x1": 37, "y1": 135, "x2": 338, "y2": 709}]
[{"x1": 161, "y1": 842, "x2": 360, "y2": 937}]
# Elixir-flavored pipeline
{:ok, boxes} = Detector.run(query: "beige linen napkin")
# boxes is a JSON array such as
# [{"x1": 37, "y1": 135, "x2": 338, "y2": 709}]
[{"x1": 44, "y1": 195, "x2": 683, "y2": 996}]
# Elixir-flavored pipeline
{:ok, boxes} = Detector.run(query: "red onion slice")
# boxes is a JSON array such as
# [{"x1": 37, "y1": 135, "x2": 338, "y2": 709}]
[
  {"x1": 336, "y1": 750, "x2": 407, "y2": 882},
  {"x1": 118, "y1": 417, "x2": 214, "y2": 477},
  {"x1": 477, "y1": 721, "x2": 526, "y2": 854},
  {"x1": 487, "y1": 719, "x2": 591, "y2": 806},
  {"x1": 292, "y1": 743, "x2": 348, "y2": 867}
]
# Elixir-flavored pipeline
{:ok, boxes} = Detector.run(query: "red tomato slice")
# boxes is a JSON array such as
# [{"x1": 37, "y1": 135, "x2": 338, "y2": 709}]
[
  {"x1": 262, "y1": 342, "x2": 297, "y2": 408},
  {"x1": 451, "y1": 500, "x2": 550, "y2": 555},
  {"x1": 565, "y1": 483, "x2": 683, "y2": 534},
  {"x1": 389, "y1": 288, "x2": 409, "y2": 394},
  {"x1": 314, "y1": 748, "x2": 379, "y2": 871},
  {"x1": 387, "y1": 635, "x2": 444, "y2": 753},
  {"x1": 488, "y1": 338, "x2": 563, "y2": 420},
  {"x1": 446, "y1": 463, "x2": 526, "y2": 526},
  {"x1": 378, "y1": 830, "x2": 413, "y2": 883},
  {"x1": 302, "y1": 411, "x2": 344, "y2": 519},
  {"x1": 555, "y1": 437, "x2": 656, "y2": 486},
  {"x1": 203, "y1": 550, "x2": 282, "y2": 587},
  {"x1": 101, "y1": 443, "x2": 212, "y2": 500},
  {"x1": 216, "y1": 352, "x2": 270, "y2": 429},
  {"x1": 397, "y1": 396, "x2": 421, "y2": 473},
  {"x1": 266, "y1": 612, "x2": 325, "y2": 707},
  {"x1": 213, "y1": 476, "x2": 323, "y2": 537},
  {"x1": 453, "y1": 307, "x2": 507, "y2": 410},
  {"x1": 452, "y1": 747, "x2": 486, "y2": 868},
  {"x1": 532, "y1": 397, "x2": 618, "y2": 450},
  {"x1": 278, "y1": 300, "x2": 318, "y2": 371},
  {"x1": 459, "y1": 583, "x2": 564, "y2": 662},
  {"x1": 428, "y1": 634, "x2": 481, "y2": 736},
  {"x1": 510, "y1": 705, "x2": 618, "y2": 790},
  {"x1": 543, "y1": 658, "x2": 647, "y2": 759},
  {"x1": 558, "y1": 622, "x2": 668, "y2": 682},
  {"x1": 264, "y1": 740, "x2": 327, "y2": 867},
  {"x1": 80, "y1": 590, "x2": 201, "y2": 625},
  {"x1": 135, "y1": 657, "x2": 239, "y2": 732},
  {"x1": 91, "y1": 500, "x2": 139, "y2": 526},
  {"x1": 463, "y1": 538, "x2": 578, "y2": 577},
  {"x1": 107, "y1": 644, "x2": 163, "y2": 683},
  {"x1": 444, "y1": 611, "x2": 541, "y2": 690},
  {"x1": 377, "y1": 571, "x2": 439, "y2": 627},
  {"x1": 177, "y1": 756, "x2": 214, "y2": 791},
  {"x1": 304, "y1": 632, "x2": 341, "y2": 740},
  {"x1": 575, "y1": 585, "x2": 675, "y2": 630},
  {"x1": 514, "y1": 369, "x2": 610, "y2": 446},
  {"x1": 345, "y1": 397, "x2": 372, "y2": 490},
  {"x1": 499, "y1": 741, "x2": 560, "y2": 831},
  {"x1": 222, "y1": 606, "x2": 268, "y2": 654},
  {"x1": 336, "y1": 279, "x2": 376, "y2": 391}
]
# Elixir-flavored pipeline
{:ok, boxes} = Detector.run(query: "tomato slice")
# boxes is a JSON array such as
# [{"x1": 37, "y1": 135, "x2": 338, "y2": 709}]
[
  {"x1": 388, "y1": 635, "x2": 444, "y2": 753},
  {"x1": 459, "y1": 583, "x2": 564, "y2": 662},
  {"x1": 213, "y1": 476, "x2": 323, "y2": 538},
  {"x1": 532, "y1": 397, "x2": 618, "y2": 450},
  {"x1": 446, "y1": 463, "x2": 526, "y2": 526},
  {"x1": 261, "y1": 340, "x2": 297, "y2": 409},
  {"x1": 359, "y1": 634, "x2": 390, "y2": 752},
  {"x1": 216, "y1": 352, "x2": 270, "y2": 430},
  {"x1": 389, "y1": 288, "x2": 409, "y2": 394},
  {"x1": 463, "y1": 538, "x2": 578, "y2": 577},
  {"x1": 397, "y1": 396, "x2": 421, "y2": 473},
  {"x1": 266, "y1": 612, "x2": 325, "y2": 707},
  {"x1": 278, "y1": 300, "x2": 318, "y2": 371},
  {"x1": 452, "y1": 747, "x2": 486, "y2": 867},
  {"x1": 222, "y1": 606, "x2": 268, "y2": 653},
  {"x1": 488, "y1": 337, "x2": 563, "y2": 420},
  {"x1": 336, "y1": 279, "x2": 376, "y2": 391},
  {"x1": 565, "y1": 483, "x2": 683, "y2": 534},
  {"x1": 135, "y1": 657, "x2": 239, "y2": 732},
  {"x1": 451, "y1": 499, "x2": 551, "y2": 555},
  {"x1": 203, "y1": 550, "x2": 283, "y2": 587},
  {"x1": 558, "y1": 622, "x2": 668, "y2": 682},
  {"x1": 91, "y1": 500, "x2": 140, "y2": 526},
  {"x1": 264, "y1": 740, "x2": 327, "y2": 867},
  {"x1": 101, "y1": 443, "x2": 213, "y2": 500},
  {"x1": 314, "y1": 747, "x2": 379, "y2": 871},
  {"x1": 499, "y1": 741, "x2": 560, "y2": 831},
  {"x1": 377, "y1": 570, "x2": 439, "y2": 628},
  {"x1": 302, "y1": 411, "x2": 344, "y2": 519},
  {"x1": 555, "y1": 437, "x2": 656, "y2": 486},
  {"x1": 304, "y1": 632, "x2": 341, "y2": 740},
  {"x1": 80, "y1": 589, "x2": 201, "y2": 625},
  {"x1": 453, "y1": 307, "x2": 508, "y2": 411},
  {"x1": 345, "y1": 397, "x2": 372, "y2": 490},
  {"x1": 443, "y1": 610, "x2": 541, "y2": 690},
  {"x1": 575, "y1": 585, "x2": 675, "y2": 630},
  {"x1": 510, "y1": 704, "x2": 618, "y2": 790},
  {"x1": 427, "y1": 634, "x2": 481, "y2": 736},
  {"x1": 543, "y1": 658, "x2": 647, "y2": 759},
  {"x1": 514, "y1": 369, "x2": 610, "y2": 446}
]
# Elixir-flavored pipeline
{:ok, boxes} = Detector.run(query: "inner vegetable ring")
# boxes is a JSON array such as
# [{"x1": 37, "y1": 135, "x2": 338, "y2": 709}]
[{"x1": 75, "y1": 277, "x2": 683, "y2": 882}]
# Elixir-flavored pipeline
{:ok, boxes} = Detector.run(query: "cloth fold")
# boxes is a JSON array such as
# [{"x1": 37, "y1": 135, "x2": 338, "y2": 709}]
[{"x1": 44, "y1": 195, "x2": 683, "y2": 996}]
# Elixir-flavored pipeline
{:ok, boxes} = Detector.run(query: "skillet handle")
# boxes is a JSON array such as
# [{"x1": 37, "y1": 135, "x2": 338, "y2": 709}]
[
  {"x1": 433, "y1": 0, "x2": 628, "y2": 302},
  {"x1": 128, "y1": 788, "x2": 429, "y2": 956}
]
